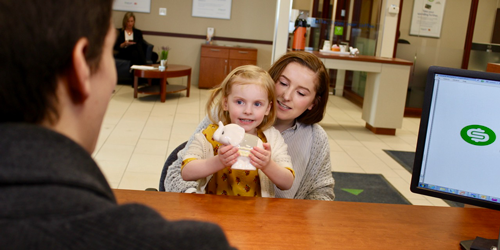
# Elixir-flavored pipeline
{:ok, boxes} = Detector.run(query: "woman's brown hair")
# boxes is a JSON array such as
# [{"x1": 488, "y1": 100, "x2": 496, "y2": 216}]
[{"x1": 268, "y1": 51, "x2": 330, "y2": 125}]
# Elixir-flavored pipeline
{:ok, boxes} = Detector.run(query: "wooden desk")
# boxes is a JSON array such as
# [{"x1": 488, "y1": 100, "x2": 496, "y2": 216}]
[
  {"x1": 313, "y1": 51, "x2": 413, "y2": 135},
  {"x1": 114, "y1": 189, "x2": 500, "y2": 250},
  {"x1": 133, "y1": 64, "x2": 191, "y2": 102}
]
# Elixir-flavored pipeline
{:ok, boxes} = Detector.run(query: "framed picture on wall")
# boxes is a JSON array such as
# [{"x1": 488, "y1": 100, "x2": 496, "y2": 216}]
[
  {"x1": 192, "y1": 0, "x2": 232, "y2": 20},
  {"x1": 113, "y1": 0, "x2": 151, "y2": 13},
  {"x1": 410, "y1": 0, "x2": 446, "y2": 38}
]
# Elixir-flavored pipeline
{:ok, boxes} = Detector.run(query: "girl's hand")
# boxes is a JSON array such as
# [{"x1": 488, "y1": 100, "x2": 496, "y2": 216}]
[
  {"x1": 249, "y1": 143, "x2": 271, "y2": 170},
  {"x1": 218, "y1": 144, "x2": 239, "y2": 168}
]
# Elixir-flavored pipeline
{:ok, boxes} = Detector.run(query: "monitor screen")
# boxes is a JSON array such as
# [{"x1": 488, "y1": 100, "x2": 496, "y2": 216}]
[{"x1": 410, "y1": 66, "x2": 500, "y2": 211}]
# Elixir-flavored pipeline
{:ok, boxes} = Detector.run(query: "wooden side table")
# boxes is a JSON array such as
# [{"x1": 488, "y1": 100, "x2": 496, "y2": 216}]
[{"x1": 133, "y1": 64, "x2": 191, "y2": 102}]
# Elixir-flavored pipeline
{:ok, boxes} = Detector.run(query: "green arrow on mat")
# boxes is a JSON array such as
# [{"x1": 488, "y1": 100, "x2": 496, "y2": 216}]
[{"x1": 341, "y1": 188, "x2": 364, "y2": 196}]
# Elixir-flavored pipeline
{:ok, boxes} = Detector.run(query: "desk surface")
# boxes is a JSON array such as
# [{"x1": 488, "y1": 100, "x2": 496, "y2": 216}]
[{"x1": 114, "y1": 189, "x2": 500, "y2": 250}]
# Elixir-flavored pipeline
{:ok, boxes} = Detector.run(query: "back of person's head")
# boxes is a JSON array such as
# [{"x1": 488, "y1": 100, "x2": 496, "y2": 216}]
[
  {"x1": 207, "y1": 65, "x2": 277, "y2": 131},
  {"x1": 122, "y1": 12, "x2": 136, "y2": 30},
  {"x1": 268, "y1": 51, "x2": 329, "y2": 125},
  {"x1": 0, "y1": 0, "x2": 113, "y2": 125}
]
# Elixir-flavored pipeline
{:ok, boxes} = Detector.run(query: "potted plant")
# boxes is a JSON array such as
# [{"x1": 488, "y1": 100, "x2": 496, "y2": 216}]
[{"x1": 160, "y1": 46, "x2": 169, "y2": 69}]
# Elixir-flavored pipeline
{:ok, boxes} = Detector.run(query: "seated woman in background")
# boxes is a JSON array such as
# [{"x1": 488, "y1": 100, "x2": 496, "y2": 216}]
[
  {"x1": 165, "y1": 51, "x2": 335, "y2": 201},
  {"x1": 114, "y1": 12, "x2": 147, "y2": 66}
]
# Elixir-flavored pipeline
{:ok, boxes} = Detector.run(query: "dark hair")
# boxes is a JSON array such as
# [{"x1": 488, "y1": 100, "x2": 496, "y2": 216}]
[
  {"x1": 122, "y1": 12, "x2": 136, "y2": 30},
  {"x1": 0, "y1": 0, "x2": 113, "y2": 124},
  {"x1": 268, "y1": 51, "x2": 330, "y2": 125}
]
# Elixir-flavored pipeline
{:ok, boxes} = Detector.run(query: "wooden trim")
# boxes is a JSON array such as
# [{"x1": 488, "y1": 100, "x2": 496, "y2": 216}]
[
  {"x1": 403, "y1": 107, "x2": 422, "y2": 118},
  {"x1": 142, "y1": 30, "x2": 273, "y2": 45},
  {"x1": 461, "y1": 0, "x2": 478, "y2": 69},
  {"x1": 365, "y1": 123, "x2": 396, "y2": 135},
  {"x1": 343, "y1": 88, "x2": 363, "y2": 107}
]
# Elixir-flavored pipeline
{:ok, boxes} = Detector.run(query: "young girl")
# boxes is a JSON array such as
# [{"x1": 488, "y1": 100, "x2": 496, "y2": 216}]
[{"x1": 181, "y1": 65, "x2": 295, "y2": 197}]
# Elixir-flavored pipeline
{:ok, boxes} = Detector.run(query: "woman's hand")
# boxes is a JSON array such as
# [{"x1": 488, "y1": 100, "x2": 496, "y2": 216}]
[
  {"x1": 217, "y1": 144, "x2": 239, "y2": 168},
  {"x1": 249, "y1": 143, "x2": 272, "y2": 170},
  {"x1": 121, "y1": 40, "x2": 136, "y2": 48}
]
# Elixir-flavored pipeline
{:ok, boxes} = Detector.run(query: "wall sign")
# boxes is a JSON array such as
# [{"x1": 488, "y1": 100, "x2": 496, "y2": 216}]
[
  {"x1": 192, "y1": 0, "x2": 232, "y2": 20},
  {"x1": 113, "y1": 0, "x2": 151, "y2": 13},
  {"x1": 410, "y1": 0, "x2": 446, "y2": 38}
]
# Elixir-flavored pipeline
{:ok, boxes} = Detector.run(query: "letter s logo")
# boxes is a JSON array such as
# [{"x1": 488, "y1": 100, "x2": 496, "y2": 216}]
[{"x1": 460, "y1": 125, "x2": 496, "y2": 146}]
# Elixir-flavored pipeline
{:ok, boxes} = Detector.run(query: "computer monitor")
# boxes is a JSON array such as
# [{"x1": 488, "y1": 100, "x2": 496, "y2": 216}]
[{"x1": 410, "y1": 66, "x2": 500, "y2": 249}]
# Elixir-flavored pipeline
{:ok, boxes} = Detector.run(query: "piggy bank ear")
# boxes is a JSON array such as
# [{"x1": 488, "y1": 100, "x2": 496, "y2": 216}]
[{"x1": 218, "y1": 121, "x2": 224, "y2": 128}]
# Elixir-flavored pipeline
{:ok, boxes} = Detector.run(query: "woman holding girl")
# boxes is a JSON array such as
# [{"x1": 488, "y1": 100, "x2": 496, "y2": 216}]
[
  {"x1": 181, "y1": 65, "x2": 294, "y2": 197},
  {"x1": 165, "y1": 51, "x2": 335, "y2": 201}
]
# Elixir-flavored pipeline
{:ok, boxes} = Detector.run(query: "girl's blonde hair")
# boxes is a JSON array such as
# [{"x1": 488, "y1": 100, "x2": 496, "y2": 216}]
[{"x1": 207, "y1": 65, "x2": 277, "y2": 131}]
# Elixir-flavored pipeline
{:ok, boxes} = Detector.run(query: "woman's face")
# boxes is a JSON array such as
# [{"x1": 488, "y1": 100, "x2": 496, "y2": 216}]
[
  {"x1": 274, "y1": 62, "x2": 317, "y2": 124},
  {"x1": 126, "y1": 16, "x2": 135, "y2": 29}
]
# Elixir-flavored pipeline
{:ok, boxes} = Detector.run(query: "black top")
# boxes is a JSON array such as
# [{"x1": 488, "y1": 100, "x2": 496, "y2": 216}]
[
  {"x1": 114, "y1": 28, "x2": 145, "y2": 51},
  {"x1": 114, "y1": 28, "x2": 147, "y2": 65},
  {"x1": 0, "y1": 123, "x2": 235, "y2": 250}
]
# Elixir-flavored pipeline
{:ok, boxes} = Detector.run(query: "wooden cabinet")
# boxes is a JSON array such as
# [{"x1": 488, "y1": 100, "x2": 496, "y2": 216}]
[{"x1": 199, "y1": 44, "x2": 257, "y2": 88}]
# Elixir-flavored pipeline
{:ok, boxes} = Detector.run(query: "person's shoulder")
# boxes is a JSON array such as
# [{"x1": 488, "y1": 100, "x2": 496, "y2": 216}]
[
  {"x1": 311, "y1": 123, "x2": 327, "y2": 134},
  {"x1": 263, "y1": 126, "x2": 280, "y2": 135},
  {"x1": 310, "y1": 123, "x2": 329, "y2": 144},
  {"x1": 262, "y1": 126, "x2": 283, "y2": 141}
]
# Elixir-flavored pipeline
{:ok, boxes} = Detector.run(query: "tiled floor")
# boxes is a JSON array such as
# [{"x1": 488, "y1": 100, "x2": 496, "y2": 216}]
[{"x1": 93, "y1": 83, "x2": 450, "y2": 207}]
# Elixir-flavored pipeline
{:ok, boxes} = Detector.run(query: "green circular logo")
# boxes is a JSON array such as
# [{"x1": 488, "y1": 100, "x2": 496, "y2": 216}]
[{"x1": 460, "y1": 125, "x2": 496, "y2": 146}]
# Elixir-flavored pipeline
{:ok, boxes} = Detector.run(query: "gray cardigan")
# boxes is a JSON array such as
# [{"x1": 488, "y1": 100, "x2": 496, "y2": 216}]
[{"x1": 0, "y1": 123, "x2": 235, "y2": 250}]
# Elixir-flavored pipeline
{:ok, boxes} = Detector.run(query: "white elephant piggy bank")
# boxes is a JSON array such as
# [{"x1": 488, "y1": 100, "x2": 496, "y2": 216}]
[{"x1": 213, "y1": 121, "x2": 263, "y2": 170}]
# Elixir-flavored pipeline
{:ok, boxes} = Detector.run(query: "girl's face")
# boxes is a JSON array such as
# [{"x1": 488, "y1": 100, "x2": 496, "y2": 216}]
[
  {"x1": 224, "y1": 83, "x2": 271, "y2": 135},
  {"x1": 274, "y1": 62, "x2": 317, "y2": 124}
]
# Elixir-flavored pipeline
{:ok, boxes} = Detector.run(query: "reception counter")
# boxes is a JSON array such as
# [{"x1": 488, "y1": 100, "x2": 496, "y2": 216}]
[
  {"x1": 313, "y1": 51, "x2": 413, "y2": 135},
  {"x1": 115, "y1": 189, "x2": 500, "y2": 250}
]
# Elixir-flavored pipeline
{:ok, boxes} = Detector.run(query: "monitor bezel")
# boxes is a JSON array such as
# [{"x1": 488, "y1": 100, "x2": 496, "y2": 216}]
[{"x1": 410, "y1": 66, "x2": 500, "y2": 211}]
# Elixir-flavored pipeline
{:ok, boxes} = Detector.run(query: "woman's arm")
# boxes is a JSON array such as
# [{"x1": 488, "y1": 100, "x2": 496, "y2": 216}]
[
  {"x1": 164, "y1": 116, "x2": 211, "y2": 192},
  {"x1": 302, "y1": 124, "x2": 335, "y2": 201},
  {"x1": 134, "y1": 28, "x2": 144, "y2": 44}
]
